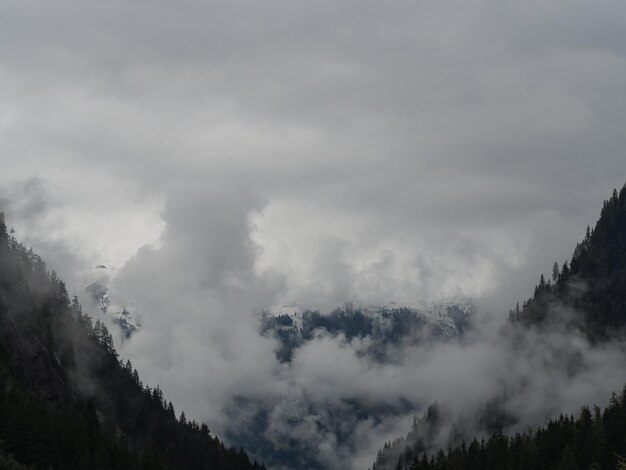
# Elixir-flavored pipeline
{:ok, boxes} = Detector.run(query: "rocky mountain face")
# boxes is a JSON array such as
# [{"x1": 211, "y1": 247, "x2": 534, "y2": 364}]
[
  {"x1": 261, "y1": 298, "x2": 475, "y2": 363},
  {"x1": 82, "y1": 266, "x2": 141, "y2": 339}
]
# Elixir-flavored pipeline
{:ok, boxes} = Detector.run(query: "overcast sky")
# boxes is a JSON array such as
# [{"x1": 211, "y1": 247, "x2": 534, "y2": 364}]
[{"x1": 2, "y1": 0, "x2": 626, "y2": 310}]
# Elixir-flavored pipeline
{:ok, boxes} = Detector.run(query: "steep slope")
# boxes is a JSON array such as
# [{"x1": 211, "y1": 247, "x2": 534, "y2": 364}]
[
  {"x1": 371, "y1": 184, "x2": 626, "y2": 470},
  {"x1": 514, "y1": 184, "x2": 626, "y2": 336},
  {"x1": 376, "y1": 386, "x2": 626, "y2": 470},
  {"x1": 0, "y1": 213, "x2": 265, "y2": 470}
]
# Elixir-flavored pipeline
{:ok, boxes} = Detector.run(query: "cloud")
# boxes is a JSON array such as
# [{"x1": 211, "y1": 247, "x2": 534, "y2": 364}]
[
  {"x1": 0, "y1": 178, "x2": 85, "y2": 286},
  {"x1": 2, "y1": 0, "x2": 626, "y2": 310},
  {"x1": 259, "y1": 300, "x2": 626, "y2": 469},
  {"x1": 111, "y1": 187, "x2": 285, "y2": 421}
]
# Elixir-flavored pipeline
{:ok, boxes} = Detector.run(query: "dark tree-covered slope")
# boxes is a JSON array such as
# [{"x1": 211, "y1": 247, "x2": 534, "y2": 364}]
[
  {"x1": 513, "y1": 183, "x2": 626, "y2": 336},
  {"x1": 0, "y1": 213, "x2": 265, "y2": 470},
  {"x1": 377, "y1": 385, "x2": 626, "y2": 470},
  {"x1": 373, "y1": 185, "x2": 626, "y2": 470}
]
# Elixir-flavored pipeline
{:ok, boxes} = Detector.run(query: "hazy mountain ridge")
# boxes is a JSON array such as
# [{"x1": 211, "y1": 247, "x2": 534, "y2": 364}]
[
  {"x1": 373, "y1": 387, "x2": 626, "y2": 470},
  {"x1": 213, "y1": 299, "x2": 477, "y2": 469},
  {"x1": 513, "y1": 185, "x2": 626, "y2": 336},
  {"x1": 261, "y1": 298, "x2": 475, "y2": 363}
]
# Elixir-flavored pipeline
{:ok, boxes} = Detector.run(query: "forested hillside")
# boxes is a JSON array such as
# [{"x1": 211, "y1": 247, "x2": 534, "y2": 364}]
[
  {"x1": 376, "y1": 385, "x2": 626, "y2": 470},
  {"x1": 0, "y1": 213, "x2": 265, "y2": 470},
  {"x1": 373, "y1": 184, "x2": 626, "y2": 470},
  {"x1": 513, "y1": 184, "x2": 626, "y2": 335}
]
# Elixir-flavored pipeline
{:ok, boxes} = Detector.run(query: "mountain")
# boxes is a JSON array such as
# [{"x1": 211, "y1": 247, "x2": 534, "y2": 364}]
[
  {"x1": 6, "y1": 183, "x2": 626, "y2": 470},
  {"x1": 513, "y1": 184, "x2": 626, "y2": 337},
  {"x1": 371, "y1": 184, "x2": 626, "y2": 470},
  {"x1": 375, "y1": 385, "x2": 626, "y2": 470},
  {"x1": 0, "y1": 213, "x2": 265, "y2": 470},
  {"x1": 214, "y1": 299, "x2": 475, "y2": 469},
  {"x1": 83, "y1": 266, "x2": 142, "y2": 339},
  {"x1": 261, "y1": 298, "x2": 475, "y2": 362}
]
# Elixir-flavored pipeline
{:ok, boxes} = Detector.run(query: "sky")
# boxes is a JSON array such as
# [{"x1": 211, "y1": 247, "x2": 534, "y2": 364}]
[
  {"x1": 2, "y1": 0, "x2": 626, "y2": 310},
  {"x1": 2, "y1": 1, "x2": 626, "y2": 468}
]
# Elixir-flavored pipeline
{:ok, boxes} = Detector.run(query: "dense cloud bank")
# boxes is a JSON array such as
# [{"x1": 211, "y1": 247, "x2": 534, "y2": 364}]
[
  {"x1": 3, "y1": 0, "x2": 626, "y2": 312},
  {"x1": 90, "y1": 189, "x2": 625, "y2": 469},
  {"x1": 2, "y1": 183, "x2": 626, "y2": 468},
  {"x1": 3, "y1": 182, "x2": 626, "y2": 468}
]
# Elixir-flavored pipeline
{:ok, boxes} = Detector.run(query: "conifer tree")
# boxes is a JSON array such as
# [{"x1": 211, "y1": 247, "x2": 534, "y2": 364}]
[{"x1": 552, "y1": 262, "x2": 560, "y2": 282}]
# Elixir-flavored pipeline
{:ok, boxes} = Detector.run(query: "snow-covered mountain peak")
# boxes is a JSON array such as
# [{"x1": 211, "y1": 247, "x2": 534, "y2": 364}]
[{"x1": 81, "y1": 265, "x2": 141, "y2": 339}]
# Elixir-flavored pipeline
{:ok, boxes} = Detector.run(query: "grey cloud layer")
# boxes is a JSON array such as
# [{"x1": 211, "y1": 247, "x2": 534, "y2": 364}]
[{"x1": 2, "y1": 0, "x2": 626, "y2": 307}]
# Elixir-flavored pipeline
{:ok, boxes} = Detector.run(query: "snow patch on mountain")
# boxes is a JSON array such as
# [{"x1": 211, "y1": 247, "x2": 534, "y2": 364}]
[
  {"x1": 82, "y1": 265, "x2": 141, "y2": 339},
  {"x1": 265, "y1": 296, "x2": 475, "y2": 339}
]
